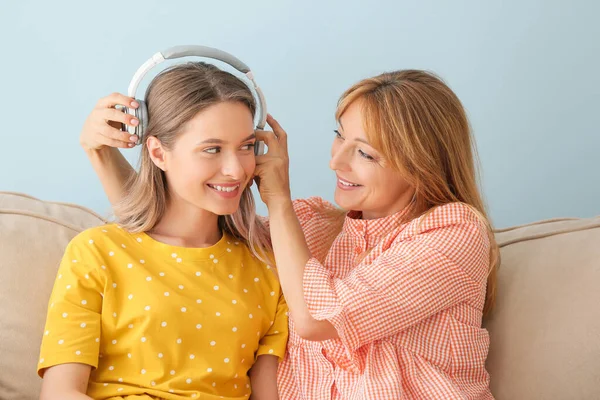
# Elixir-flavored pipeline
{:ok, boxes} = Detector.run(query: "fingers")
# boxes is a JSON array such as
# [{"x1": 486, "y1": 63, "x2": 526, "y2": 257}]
[
  {"x1": 98, "y1": 108, "x2": 139, "y2": 129},
  {"x1": 255, "y1": 130, "x2": 280, "y2": 152},
  {"x1": 266, "y1": 114, "x2": 284, "y2": 136},
  {"x1": 94, "y1": 108, "x2": 139, "y2": 144},
  {"x1": 100, "y1": 135, "x2": 134, "y2": 149},
  {"x1": 100, "y1": 125, "x2": 138, "y2": 148},
  {"x1": 96, "y1": 92, "x2": 138, "y2": 110},
  {"x1": 267, "y1": 114, "x2": 287, "y2": 152},
  {"x1": 81, "y1": 93, "x2": 140, "y2": 151},
  {"x1": 254, "y1": 153, "x2": 268, "y2": 165}
]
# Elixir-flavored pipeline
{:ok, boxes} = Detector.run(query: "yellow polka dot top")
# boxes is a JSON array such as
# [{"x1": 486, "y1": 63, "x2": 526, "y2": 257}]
[{"x1": 38, "y1": 224, "x2": 288, "y2": 400}]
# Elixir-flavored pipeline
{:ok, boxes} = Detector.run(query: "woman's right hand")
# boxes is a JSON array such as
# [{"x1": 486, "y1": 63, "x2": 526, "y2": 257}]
[{"x1": 79, "y1": 93, "x2": 141, "y2": 151}]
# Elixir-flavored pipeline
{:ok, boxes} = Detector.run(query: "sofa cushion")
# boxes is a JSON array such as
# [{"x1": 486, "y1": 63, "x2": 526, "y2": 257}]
[
  {"x1": 0, "y1": 192, "x2": 106, "y2": 400},
  {"x1": 485, "y1": 216, "x2": 600, "y2": 399}
]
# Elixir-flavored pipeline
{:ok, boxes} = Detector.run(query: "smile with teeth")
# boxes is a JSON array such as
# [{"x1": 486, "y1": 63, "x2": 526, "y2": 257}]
[
  {"x1": 339, "y1": 178, "x2": 361, "y2": 187},
  {"x1": 207, "y1": 184, "x2": 240, "y2": 192}
]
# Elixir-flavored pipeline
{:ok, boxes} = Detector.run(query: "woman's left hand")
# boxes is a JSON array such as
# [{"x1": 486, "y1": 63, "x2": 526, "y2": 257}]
[{"x1": 254, "y1": 115, "x2": 292, "y2": 209}]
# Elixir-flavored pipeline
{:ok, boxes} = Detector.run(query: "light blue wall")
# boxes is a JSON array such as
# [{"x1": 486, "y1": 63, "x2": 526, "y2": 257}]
[{"x1": 1, "y1": 0, "x2": 598, "y2": 228}]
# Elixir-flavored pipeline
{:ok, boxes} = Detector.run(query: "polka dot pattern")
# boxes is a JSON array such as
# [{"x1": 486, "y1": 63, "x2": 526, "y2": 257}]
[{"x1": 37, "y1": 224, "x2": 288, "y2": 399}]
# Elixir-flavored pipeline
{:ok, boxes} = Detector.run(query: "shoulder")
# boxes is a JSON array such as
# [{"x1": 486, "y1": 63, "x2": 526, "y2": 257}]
[
  {"x1": 233, "y1": 238, "x2": 276, "y2": 271},
  {"x1": 258, "y1": 197, "x2": 341, "y2": 228},
  {"x1": 70, "y1": 223, "x2": 127, "y2": 242},
  {"x1": 292, "y1": 196, "x2": 338, "y2": 217},
  {"x1": 66, "y1": 225, "x2": 109, "y2": 251},
  {"x1": 414, "y1": 202, "x2": 487, "y2": 234},
  {"x1": 65, "y1": 224, "x2": 134, "y2": 262},
  {"x1": 238, "y1": 246, "x2": 282, "y2": 292},
  {"x1": 240, "y1": 245, "x2": 277, "y2": 274},
  {"x1": 292, "y1": 197, "x2": 344, "y2": 228},
  {"x1": 389, "y1": 202, "x2": 490, "y2": 258},
  {"x1": 72, "y1": 223, "x2": 139, "y2": 248}
]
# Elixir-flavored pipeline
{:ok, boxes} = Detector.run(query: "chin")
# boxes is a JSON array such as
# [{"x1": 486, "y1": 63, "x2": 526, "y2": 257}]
[
  {"x1": 187, "y1": 196, "x2": 239, "y2": 217},
  {"x1": 334, "y1": 191, "x2": 360, "y2": 211},
  {"x1": 215, "y1": 199, "x2": 245, "y2": 215},
  {"x1": 208, "y1": 205, "x2": 240, "y2": 216}
]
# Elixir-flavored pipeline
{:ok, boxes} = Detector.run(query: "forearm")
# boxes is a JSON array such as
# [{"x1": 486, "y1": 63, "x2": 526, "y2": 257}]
[
  {"x1": 84, "y1": 147, "x2": 135, "y2": 206},
  {"x1": 248, "y1": 355, "x2": 279, "y2": 400},
  {"x1": 268, "y1": 200, "x2": 337, "y2": 340},
  {"x1": 39, "y1": 364, "x2": 93, "y2": 400}
]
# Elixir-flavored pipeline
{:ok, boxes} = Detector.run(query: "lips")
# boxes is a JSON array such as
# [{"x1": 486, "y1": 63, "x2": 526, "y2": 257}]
[
  {"x1": 206, "y1": 182, "x2": 243, "y2": 199},
  {"x1": 207, "y1": 183, "x2": 240, "y2": 193},
  {"x1": 337, "y1": 176, "x2": 361, "y2": 187}
]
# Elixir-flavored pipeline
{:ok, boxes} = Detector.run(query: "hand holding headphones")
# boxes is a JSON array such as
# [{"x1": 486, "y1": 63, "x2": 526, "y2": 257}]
[
  {"x1": 79, "y1": 92, "x2": 141, "y2": 151},
  {"x1": 253, "y1": 115, "x2": 292, "y2": 209}
]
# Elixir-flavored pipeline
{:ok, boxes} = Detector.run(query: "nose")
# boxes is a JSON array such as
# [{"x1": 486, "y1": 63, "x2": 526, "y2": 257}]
[
  {"x1": 222, "y1": 152, "x2": 247, "y2": 180},
  {"x1": 329, "y1": 142, "x2": 351, "y2": 172}
]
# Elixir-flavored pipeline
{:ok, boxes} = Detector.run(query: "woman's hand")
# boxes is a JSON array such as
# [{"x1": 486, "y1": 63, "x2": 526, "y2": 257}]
[
  {"x1": 254, "y1": 115, "x2": 292, "y2": 209},
  {"x1": 79, "y1": 93, "x2": 140, "y2": 151}
]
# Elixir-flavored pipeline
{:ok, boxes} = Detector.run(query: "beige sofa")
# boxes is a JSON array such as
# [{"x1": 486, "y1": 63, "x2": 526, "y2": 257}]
[{"x1": 1, "y1": 191, "x2": 599, "y2": 399}]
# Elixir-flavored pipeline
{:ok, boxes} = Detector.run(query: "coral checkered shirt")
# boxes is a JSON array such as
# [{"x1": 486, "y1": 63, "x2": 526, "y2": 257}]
[{"x1": 276, "y1": 197, "x2": 494, "y2": 399}]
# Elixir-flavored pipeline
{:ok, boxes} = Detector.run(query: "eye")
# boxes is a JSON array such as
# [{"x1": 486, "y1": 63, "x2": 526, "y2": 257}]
[
  {"x1": 358, "y1": 149, "x2": 375, "y2": 161},
  {"x1": 241, "y1": 143, "x2": 255, "y2": 151},
  {"x1": 204, "y1": 147, "x2": 220, "y2": 154},
  {"x1": 334, "y1": 130, "x2": 344, "y2": 140}
]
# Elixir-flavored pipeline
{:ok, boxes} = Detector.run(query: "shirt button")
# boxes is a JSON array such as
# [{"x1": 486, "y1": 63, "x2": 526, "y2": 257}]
[{"x1": 354, "y1": 247, "x2": 362, "y2": 254}]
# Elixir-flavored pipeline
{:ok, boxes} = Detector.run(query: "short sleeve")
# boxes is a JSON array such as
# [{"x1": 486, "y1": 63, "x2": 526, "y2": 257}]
[
  {"x1": 256, "y1": 292, "x2": 289, "y2": 362},
  {"x1": 259, "y1": 197, "x2": 339, "y2": 228},
  {"x1": 292, "y1": 197, "x2": 339, "y2": 227},
  {"x1": 37, "y1": 238, "x2": 104, "y2": 377}
]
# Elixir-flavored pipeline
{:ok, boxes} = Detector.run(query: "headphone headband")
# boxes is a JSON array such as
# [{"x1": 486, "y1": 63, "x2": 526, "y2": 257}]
[{"x1": 127, "y1": 45, "x2": 267, "y2": 130}]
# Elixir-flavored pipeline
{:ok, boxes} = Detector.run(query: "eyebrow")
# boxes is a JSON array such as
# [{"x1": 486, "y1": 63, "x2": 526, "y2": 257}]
[
  {"x1": 337, "y1": 120, "x2": 371, "y2": 145},
  {"x1": 195, "y1": 133, "x2": 256, "y2": 145}
]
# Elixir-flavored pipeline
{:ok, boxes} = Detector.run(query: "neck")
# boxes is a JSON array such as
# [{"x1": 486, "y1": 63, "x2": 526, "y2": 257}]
[
  {"x1": 149, "y1": 194, "x2": 222, "y2": 248},
  {"x1": 361, "y1": 189, "x2": 416, "y2": 220}
]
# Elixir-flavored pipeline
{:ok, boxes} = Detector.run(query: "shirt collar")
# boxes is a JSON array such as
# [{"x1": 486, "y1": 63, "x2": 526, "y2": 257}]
[{"x1": 342, "y1": 203, "x2": 413, "y2": 240}]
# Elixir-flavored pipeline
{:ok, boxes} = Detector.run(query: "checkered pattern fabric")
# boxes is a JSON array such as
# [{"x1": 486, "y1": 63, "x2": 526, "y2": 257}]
[{"x1": 277, "y1": 197, "x2": 494, "y2": 400}]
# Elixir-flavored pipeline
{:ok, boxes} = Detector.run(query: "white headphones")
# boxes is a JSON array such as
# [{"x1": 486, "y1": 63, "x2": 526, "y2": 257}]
[{"x1": 124, "y1": 45, "x2": 266, "y2": 155}]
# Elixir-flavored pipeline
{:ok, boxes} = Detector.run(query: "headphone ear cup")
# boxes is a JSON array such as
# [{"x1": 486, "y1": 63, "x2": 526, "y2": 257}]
[
  {"x1": 126, "y1": 100, "x2": 148, "y2": 145},
  {"x1": 135, "y1": 100, "x2": 148, "y2": 144},
  {"x1": 254, "y1": 140, "x2": 265, "y2": 156}
]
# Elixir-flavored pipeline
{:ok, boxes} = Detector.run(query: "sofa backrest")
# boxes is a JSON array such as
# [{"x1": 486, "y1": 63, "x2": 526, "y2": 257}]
[
  {"x1": 485, "y1": 216, "x2": 600, "y2": 399},
  {"x1": 0, "y1": 192, "x2": 106, "y2": 400}
]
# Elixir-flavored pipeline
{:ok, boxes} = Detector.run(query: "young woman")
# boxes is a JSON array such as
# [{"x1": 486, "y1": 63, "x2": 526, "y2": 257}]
[
  {"x1": 38, "y1": 62, "x2": 288, "y2": 400},
  {"x1": 82, "y1": 69, "x2": 498, "y2": 399}
]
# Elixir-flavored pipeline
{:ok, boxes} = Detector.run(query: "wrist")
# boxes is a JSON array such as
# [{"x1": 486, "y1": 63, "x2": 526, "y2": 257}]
[
  {"x1": 83, "y1": 146, "x2": 115, "y2": 162},
  {"x1": 83, "y1": 145, "x2": 105, "y2": 156},
  {"x1": 267, "y1": 196, "x2": 294, "y2": 215}
]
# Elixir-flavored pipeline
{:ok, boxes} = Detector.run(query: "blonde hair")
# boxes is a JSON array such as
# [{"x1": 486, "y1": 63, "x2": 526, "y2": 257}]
[
  {"x1": 114, "y1": 62, "x2": 272, "y2": 264},
  {"x1": 333, "y1": 70, "x2": 499, "y2": 316}
]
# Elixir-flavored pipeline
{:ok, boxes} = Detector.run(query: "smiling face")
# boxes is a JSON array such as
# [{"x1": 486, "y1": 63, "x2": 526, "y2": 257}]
[
  {"x1": 149, "y1": 101, "x2": 257, "y2": 216},
  {"x1": 329, "y1": 100, "x2": 415, "y2": 220}
]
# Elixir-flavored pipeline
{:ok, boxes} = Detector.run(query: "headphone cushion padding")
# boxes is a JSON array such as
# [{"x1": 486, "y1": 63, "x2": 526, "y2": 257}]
[{"x1": 136, "y1": 100, "x2": 148, "y2": 139}]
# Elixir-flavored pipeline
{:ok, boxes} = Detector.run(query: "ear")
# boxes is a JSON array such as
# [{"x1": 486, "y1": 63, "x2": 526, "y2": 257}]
[{"x1": 146, "y1": 136, "x2": 168, "y2": 171}]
